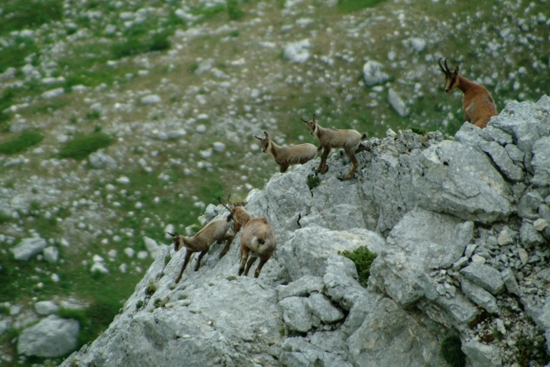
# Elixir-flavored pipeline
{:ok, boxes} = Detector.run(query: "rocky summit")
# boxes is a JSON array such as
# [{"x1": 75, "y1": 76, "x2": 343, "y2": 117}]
[{"x1": 60, "y1": 97, "x2": 550, "y2": 367}]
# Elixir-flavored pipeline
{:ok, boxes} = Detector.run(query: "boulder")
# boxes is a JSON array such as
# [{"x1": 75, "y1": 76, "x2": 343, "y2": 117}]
[
  {"x1": 17, "y1": 315, "x2": 79, "y2": 357},
  {"x1": 460, "y1": 263, "x2": 504, "y2": 295},
  {"x1": 10, "y1": 237, "x2": 48, "y2": 261},
  {"x1": 34, "y1": 301, "x2": 60, "y2": 316},
  {"x1": 362, "y1": 61, "x2": 389, "y2": 86}
]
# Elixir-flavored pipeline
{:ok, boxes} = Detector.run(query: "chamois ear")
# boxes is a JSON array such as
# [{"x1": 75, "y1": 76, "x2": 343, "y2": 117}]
[
  {"x1": 312, "y1": 114, "x2": 316, "y2": 122},
  {"x1": 454, "y1": 65, "x2": 459, "y2": 74},
  {"x1": 254, "y1": 135, "x2": 262, "y2": 140},
  {"x1": 301, "y1": 118, "x2": 308, "y2": 123},
  {"x1": 167, "y1": 232, "x2": 175, "y2": 237},
  {"x1": 263, "y1": 131, "x2": 269, "y2": 138}
]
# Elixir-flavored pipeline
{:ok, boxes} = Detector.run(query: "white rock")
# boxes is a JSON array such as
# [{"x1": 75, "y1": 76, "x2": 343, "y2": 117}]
[
  {"x1": 141, "y1": 95, "x2": 161, "y2": 105},
  {"x1": 213, "y1": 142, "x2": 226, "y2": 153},
  {"x1": 17, "y1": 315, "x2": 79, "y2": 357},
  {"x1": 116, "y1": 176, "x2": 130, "y2": 184},
  {"x1": 10, "y1": 237, "x2": 48, "y2": 261},
  {"x1": 41, "y1": 88, "x2": 65, "y2": 99},
  {"x1": 93, "y1": 255, "x2": 104, "y2": 263},
  {"x1": 137, "y1": 251, "x2": 148, "y2": 259},
  {"x1": 91, "y1": 262, "x2": 109, "y2": 274},
  {"x1": 533, "y1": 218, "x2": 548, "y2": 231},
  {"x1": 144, "y1": 237, "x2": 163, "y2": 259},
  {"x1": 471, "y1": 254, "x2": 487, "y2": 264},
  {"x1": 388, "y1": 88, "x2": 410, "y2": 117},
  {"x1": 124, "y1": 248, "x2": 135, "y2": 257},
  {"x1": 283, "y1": 39, "x2": 311, "y2": 63},
  {"x1": 34, "y1": 301, "x2": 60, "y2": 316},
  {"x1": 43, "y1": 247, "x2": 59, "y2": 263},
  {"x1": 196, "y1": 125, "x2": 207, "y2": 133},
  {"x1": 408, "y1": 37, "x2": 427, "y2": 53},
  {"x1": 362, "y1": 61, "x2": 389, "y2": 86}
]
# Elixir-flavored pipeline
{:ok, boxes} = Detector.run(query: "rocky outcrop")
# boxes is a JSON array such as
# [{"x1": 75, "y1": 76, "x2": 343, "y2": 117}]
[
  {"x1": 18, "y1": 315, "x2": 79, "y2": 357},
  {"x1": 61, "y1": 97, "x2": 550, "y2": 367}
]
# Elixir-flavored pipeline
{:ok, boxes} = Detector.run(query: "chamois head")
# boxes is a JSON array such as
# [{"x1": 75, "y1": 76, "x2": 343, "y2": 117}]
[
  {"x1": 167, "y1": 231, "x2": 183, "y2": 251},
  {"x1": 438, "y1": 58, "x2": 460, "y2": 94},
  {"x1": 254, "y1": 131, "x2": 271, "y2": 153},
  {"x1": 301, "y1": 114, "x2": 317, "y2": 136}
]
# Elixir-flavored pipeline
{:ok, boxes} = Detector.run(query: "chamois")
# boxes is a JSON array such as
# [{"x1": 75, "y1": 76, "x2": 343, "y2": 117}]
[
  {"x1": 168, "y1": 214, "x2": 234, "y2": 283},
  {"x1": 254, "y1": 131, "x2": 317, "y2": 173},
  {"x1": 301, "y1": 114, "x2": 369, "y2": 180},
  {"x1": 438, "y1": 58, "x2": 498, "y2": 128},
  {"x1": 219, "y1": 198, "x2": 277, "y2": 278}
]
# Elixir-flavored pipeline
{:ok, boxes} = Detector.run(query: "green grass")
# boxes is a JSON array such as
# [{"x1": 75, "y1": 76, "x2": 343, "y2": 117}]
[
  {"x1": 307, "y1": 175, "x2": 320, "y2": 190},
  {"x1": 58, "y1": 132, "x2": 112, "y2": 160},
  {"x1": 339, "y1": 246, "x2": 377, "y2": 287},
  {"x1": 227, "y1": 0, "x2": 244, "y2": 20},
  {"x1": 0, "y1": 0, "x2": 63, "y2": 36},
  {"x1": 0, "y1": 131, "x2": 44, "y2": 155},
  {"x1": 337, "y1": 0, "x2": 387, "y2": 13},
  {"x1": 440, "y1": 335, "x2": 466, "y2": 367}
]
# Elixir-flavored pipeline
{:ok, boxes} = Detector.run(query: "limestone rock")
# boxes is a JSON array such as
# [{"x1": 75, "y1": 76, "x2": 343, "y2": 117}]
[
  {"x1": 17, "y1": 315, "x2": 79, "y2": 357},
  {"x1": 10, "y1": 237, "x2": 48, "y2": 261}
]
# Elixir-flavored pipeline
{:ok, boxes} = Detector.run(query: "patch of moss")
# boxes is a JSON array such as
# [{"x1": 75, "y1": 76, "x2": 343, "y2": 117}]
[
  {"x1": 338, "y1": 246, "x2": 377, "y2": 287},
  {"x1": 58, "y1": 132, "x2": 112, "y2": 160},
  {"x1": 0, "y1": 130, "x2": 44, "y2": 155}
]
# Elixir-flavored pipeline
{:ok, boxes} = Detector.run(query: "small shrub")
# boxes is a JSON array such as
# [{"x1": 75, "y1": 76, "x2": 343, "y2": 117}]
[
  {"x1": 0, "y1": 130, "x2": 44, "y2": 155},
  {"x1": 149, "y1": 32, "x2": 171, "y2": 52},
  {"x1": 145, "y1": 282, "x2": 157, "y2": 296},
  {"x1": 58, "y1": 132, "x2": 112, "y2": 160},
  {"x1": 411, "y1": 127, "x2": 428, "y2": 135},
  {"x1": 154, "y1": 298, "x2": 165, "y2": 308},
  {"x1": 307, "y1": 175, "x2": 320, "y2": 190},
  {"x1": 136, "y1": 300, "x2": 144, "y2": 309},
  {"x1": 338, "y1": 246, "x2": 377, "y2": 287},
  {"x1": 279, "y1": 326, "x2": 286, "y2": 337},
  {"x1": 440, "y1": 335, "x2": 466, "y2": 367},
  {"x1": 227, "y1": 0, "x2": 244, "y2": 20},
  {"x1": 85, "y1": 110, "x2": 101, "y2": 120},
  {"x1": 226, "y1": 275, "x2": 237, "y2": 281}
]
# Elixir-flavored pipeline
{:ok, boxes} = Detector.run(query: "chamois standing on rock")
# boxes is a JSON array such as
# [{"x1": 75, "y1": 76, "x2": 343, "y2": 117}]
[
  {"x1": 438, "y1": 58, "x2": 498, "y2": 128},
  {"x1": 302, "y1": 114, "x2": 369, "y2": 180},
  {"x1": 255, "y1": 131, "x2": 317, "y2": 173},
  {"x1": 168, "y1": 214, "x2": 234, "y2": 283},
  {"x1": 219, "y1": 198, "x2": 276, "y2": 278}
]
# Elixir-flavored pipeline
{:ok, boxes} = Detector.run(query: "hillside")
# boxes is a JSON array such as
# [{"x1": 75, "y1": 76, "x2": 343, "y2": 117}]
[
  {"x1": 0, "y1": 0, "x2": 549, "y2": 365},
  {"x1": 59, "y1": 96, "x2": 550, "y2": 367}
]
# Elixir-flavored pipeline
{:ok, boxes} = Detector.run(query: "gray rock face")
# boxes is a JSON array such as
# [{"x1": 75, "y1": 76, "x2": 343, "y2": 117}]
[
  {"x1": 60, "y1": 98, "x2": 550, "y2": 367},
  {"x1": 10, "y1": 237, "x2": 48, "y2": 261},
  {"x1": 369, "y1": 209, "x2": 473, "y2": 307},
  {"x1": 17, "y1": 315, "x2": 79, "y2": 357},
  {"x1": 460, "y1": 263, "x2": 504, "y2": 295}
]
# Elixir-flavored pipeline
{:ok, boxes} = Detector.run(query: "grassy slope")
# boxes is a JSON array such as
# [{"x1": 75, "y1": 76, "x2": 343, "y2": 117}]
[{"x1": 0, "y1": 0, "x2": 549, "y2": 365}]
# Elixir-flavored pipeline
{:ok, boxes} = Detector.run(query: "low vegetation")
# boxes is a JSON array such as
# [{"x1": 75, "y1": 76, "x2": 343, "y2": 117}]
[
  {"x1": 58, "y1": 132, "x2": 112, "y2": 160},
  {"x1": 338, "y1": 246, "x2": 377, "y2": 287},
  {"x1": 0, "y1": 131, "x2": 43, "y2": 155},
  {"x1": 440, "y1": 335, "x2": 466, "y2": 367}
]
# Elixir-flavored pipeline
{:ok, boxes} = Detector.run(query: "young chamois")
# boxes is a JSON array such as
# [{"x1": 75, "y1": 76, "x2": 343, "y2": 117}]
[
  {"x1": 168, "y1": 214, "x2": 234, "y2": 283},
  {"x1": 438, "y1": 58, "x2": 498, "y2": 128},
  {"x1": 301, "y1": 114, "x2": 369, "y2": 180},
  {"x1": 219, "y1": 198, "x2": 277, "y2": 278},
  {"x1": 254, "y1": 131, "x2": 317, "y2": 173}
]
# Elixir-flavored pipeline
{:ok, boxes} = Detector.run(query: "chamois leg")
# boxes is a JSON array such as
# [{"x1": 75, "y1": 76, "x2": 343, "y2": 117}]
[
  {"x1": 280, "y1": 163, "x2": 289, "y2": 173},
  {"x1": 343, "y1": 151, "x2": 359, "y2": 181},
  {"x1": 254, "y1": 256, "x2": 269, "y2": 278},
  {"x1": 194, "y1": 250, "x2": 208, "y2": 271},
  {"x1": 243, "y1": 256, "x2": 258, "y2": 276},
  {"x1": 317, "y1": 146, "x2": 331, "y2": 173},
  {"x1": 176, "y1": 250, "x2": 193, "y2": 283},
  {"x1": 238, "y1": 247, "x2": 250, "y2": 276},
  {"x1": 219, "y1": 235, "x2": 234, "y2": 258}
]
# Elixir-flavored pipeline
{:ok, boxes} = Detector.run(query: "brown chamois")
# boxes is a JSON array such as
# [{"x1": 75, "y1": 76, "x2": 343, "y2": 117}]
[
  {"x1": 301, "y1": 114, "x2": 369, "y2": 180},
  {"x1": 219, "y1": 198, "x2": 277, "y2": 278},
  {"x1": 168, "y1": 215, "x2": 234, "y2": 283},
  {"x1": 254, "y1": 131, "x2": 317, "y2": 173},
  {"x1": 438, "y1": 58, "x2": 498, "y2": 128}
]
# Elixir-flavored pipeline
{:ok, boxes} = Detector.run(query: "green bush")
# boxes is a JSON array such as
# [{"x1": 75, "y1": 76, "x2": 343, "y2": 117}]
[
  {"x1": 227, "y1": 0, "x2": 244, "y2": 20},
  {"x1": 307, "y1": 175, "x2": 320, "y2": 190},
  {"x1": 0, "y1": 130, "x2": 44, "y2": 155},
  {"x1": 58, "y1": 132, "x2": 112, "y2": 160},
  {"x1": 440, "y1": 335, "x2": 466, "y2": 367},
  {"x1": 338, "y1": 246, "x2": 377, "y2": 287}
]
